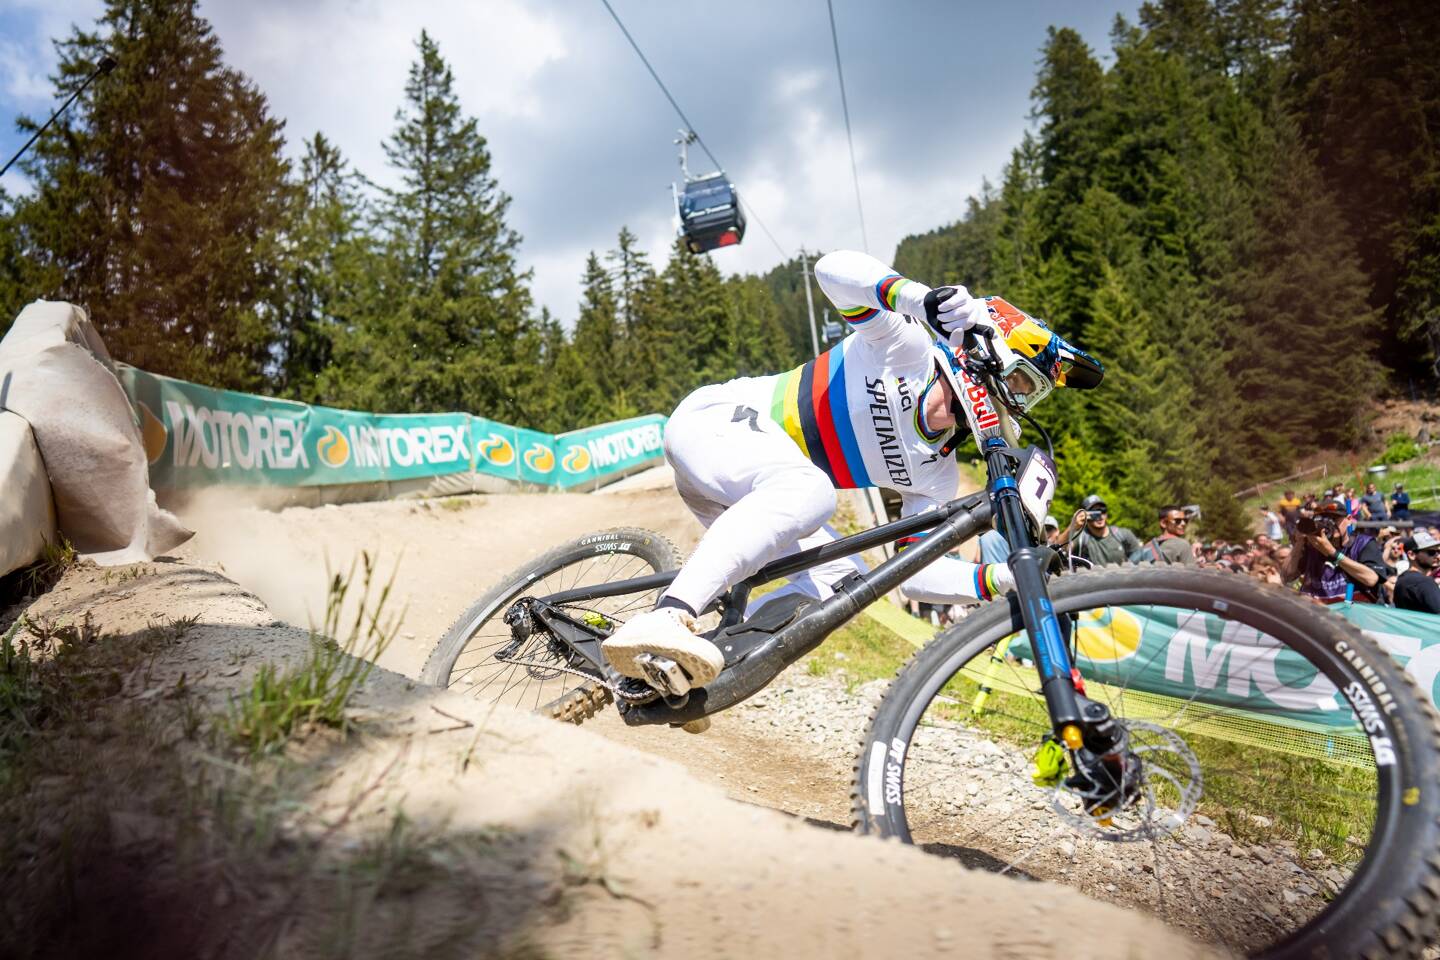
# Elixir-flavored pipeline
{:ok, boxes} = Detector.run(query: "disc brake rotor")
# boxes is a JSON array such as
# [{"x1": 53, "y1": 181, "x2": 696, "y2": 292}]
[{"x1": 1048, "y1": 720, "x2": 1203, "y2": 843}]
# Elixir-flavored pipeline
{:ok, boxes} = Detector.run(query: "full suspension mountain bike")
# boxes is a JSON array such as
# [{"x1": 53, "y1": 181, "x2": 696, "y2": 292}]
[{"x1": 422, "y1": 330, "x2": 1440, "y2": 958}]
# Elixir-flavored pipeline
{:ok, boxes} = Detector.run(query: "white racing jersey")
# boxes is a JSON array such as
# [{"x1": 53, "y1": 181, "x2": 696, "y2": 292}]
[{"x1": 735, "y1": 250, "x2": 962, "y2": 513}]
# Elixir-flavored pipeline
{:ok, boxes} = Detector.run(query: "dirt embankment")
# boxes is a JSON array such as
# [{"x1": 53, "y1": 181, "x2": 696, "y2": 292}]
[{"x1": 4, "y1": 558, "x2": 1213, "y2": 959}]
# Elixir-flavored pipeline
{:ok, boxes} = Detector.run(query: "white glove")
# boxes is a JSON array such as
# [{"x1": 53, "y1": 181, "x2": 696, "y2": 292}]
[{"x1": 923, "y1": 285, "x2": 988, "y2": 346}]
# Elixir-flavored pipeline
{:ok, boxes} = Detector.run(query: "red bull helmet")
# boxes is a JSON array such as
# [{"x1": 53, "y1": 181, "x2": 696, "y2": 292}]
[{"x1": 976, "y1": 297, "x2": 1103, "y2": 412}]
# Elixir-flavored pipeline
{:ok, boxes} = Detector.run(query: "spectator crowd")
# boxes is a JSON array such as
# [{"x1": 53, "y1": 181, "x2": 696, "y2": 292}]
[
  {"x1": 910, "y1": 481, "x2": 1440, "y2": 628},
  {"x1": 1041, "y1": 485, "x2": 1440, "y2": 615}
]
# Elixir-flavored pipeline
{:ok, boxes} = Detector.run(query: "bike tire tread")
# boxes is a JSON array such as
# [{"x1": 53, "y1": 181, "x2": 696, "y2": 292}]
[{"x1": 847, "y1": 567, "x2": 1440, "y2": 958}]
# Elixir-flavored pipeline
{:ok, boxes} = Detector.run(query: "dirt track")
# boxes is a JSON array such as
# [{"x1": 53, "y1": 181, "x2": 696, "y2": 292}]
[
  {"x1": 2, "y1": 487, "x2": 1223, "y2": 958},
  {"x1": 176, "y1": 481, "x2": 859, "y2": 826}
]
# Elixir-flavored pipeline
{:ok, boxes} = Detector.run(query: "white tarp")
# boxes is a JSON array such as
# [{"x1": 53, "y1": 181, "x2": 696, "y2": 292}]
[
  {"x1": 0, "y1": 301, "x2": 191, "y2": 564},
  {"x1": 0, "y1": 411, "x2": 56, "y2": 578}
]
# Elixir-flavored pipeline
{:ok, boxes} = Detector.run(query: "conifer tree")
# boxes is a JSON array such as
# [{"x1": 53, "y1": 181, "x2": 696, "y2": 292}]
[
  {"x1": 0, "y1": 189, "x2": 24, "y2": 333},
  {"x1": 273, "y1": 133, "x2": 372, "y2": 402},
  {"x1": 7, "y1": 0, "x2": 290, "y2": 388},
  {"x1": 727, "y1": 275, "x2": 796, "y2": 376},
  {"x1": 322, "y1": 31, "x2": 537, "y2": 418},
  {"x1": 661, "y1": 241, "x2": 731, "y2": 388},
  {"x1": 1289, "y1": 0, "x2": 1440, "y2": 376},
  {"x1": 563, "y1": 252, "x2": 626, "y2": 424}
]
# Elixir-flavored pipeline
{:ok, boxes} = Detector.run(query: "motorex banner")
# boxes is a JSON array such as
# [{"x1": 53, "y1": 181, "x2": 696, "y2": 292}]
[
  {"x1": 1007, "y1": 603, "x2": 1440, "y2": 727},
  {"x1": 117, "y1": 364, "x2": 665, "y2": 489},
  {"x1": 551, "y1": 416, "x2": 666, "y2": 489}
]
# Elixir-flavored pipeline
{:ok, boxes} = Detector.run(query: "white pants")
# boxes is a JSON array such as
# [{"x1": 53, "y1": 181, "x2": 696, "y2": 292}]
[{"x1": 663, "y1": 384, "x2": 863, "y2": 613}]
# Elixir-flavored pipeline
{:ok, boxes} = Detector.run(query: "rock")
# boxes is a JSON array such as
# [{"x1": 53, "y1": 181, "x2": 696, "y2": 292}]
[
  {"x1": 1250, "y1": 845, "x2": 1275, "y2": 865},
  {"x1": 1183, "y1": 824, "x2": 1212, "y2": 846}
]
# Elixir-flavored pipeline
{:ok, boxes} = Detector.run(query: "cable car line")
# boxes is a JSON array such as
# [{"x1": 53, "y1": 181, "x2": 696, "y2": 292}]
[
  {"x1": 596, "y1": 0, "x2": 788, "y2": 260},
  {"x1": 826, "y1": 0, "x2": 869, "y2": 253}
]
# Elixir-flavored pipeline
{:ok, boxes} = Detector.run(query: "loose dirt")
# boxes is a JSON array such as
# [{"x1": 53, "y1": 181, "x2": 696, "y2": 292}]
[{"x1": 9, "y1": 554, "x2": 1215, "y2": 959}]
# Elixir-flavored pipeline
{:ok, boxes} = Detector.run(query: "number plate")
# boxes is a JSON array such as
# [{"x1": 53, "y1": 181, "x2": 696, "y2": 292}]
[{"x1": 1016, "y1": 447, "x2": 1057, "y2": 530}]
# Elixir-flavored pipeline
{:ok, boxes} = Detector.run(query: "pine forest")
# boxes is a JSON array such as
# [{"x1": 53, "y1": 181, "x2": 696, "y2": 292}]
[{"x1": 1, "y1": 0, "x2": 1437, "y2": 539}]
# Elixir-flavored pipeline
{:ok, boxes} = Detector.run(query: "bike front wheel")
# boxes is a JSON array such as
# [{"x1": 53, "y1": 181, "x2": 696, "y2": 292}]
[
  {"x1": 851, "y1": 567, "x2": 1440, "y2": 958},
  {"x1": 420, "y1": 528, "x2": 679, "y2": 723}
]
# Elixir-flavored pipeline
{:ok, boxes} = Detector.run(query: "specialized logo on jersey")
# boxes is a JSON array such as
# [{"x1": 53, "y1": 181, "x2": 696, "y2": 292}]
[
  {"x1": 523, "y1": 443, "x2": 555, "y2": 473},
  {"x1": 863, "y1": 376, "x2": 911, "y2": 487},
  {"x1": 1074, "y1": 607, "x2": 1142, "y2": 662},
  {"x1": 317, "y1": 426, "x2": 351, "y2": 467},
  {"x1": 561, "y1": 445, "x2": 591, "y2": 473},
  {"x1": 477, "y1": 433, "x2": 515, "y2": 466}
]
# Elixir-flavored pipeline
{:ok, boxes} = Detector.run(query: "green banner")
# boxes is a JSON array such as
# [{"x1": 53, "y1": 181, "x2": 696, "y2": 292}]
[
  {"x1": 1008, "y1": 603, "x2": 1440, "y2": 727},
  {"x1": 118, "y1": 364, "x2": 664, "y2": 488},
  {"x1": 552, "y1": 416, "x2": 666, "y2": 488}
]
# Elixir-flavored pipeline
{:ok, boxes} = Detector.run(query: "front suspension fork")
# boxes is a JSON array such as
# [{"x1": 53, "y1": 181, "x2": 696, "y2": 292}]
[{"x1": 985, "y1": 446, "x2": 1123, "y2": 758}]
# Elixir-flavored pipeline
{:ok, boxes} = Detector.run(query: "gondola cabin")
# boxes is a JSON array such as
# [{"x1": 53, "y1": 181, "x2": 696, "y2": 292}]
[{"x1": 677, "y1": 172, "x2": 746, "y2": 254}]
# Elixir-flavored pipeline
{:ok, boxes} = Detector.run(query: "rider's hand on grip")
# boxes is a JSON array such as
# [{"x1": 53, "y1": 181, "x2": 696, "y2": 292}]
[{"x1": 923, "y1": 285, "x2": 987, "y2": 347}]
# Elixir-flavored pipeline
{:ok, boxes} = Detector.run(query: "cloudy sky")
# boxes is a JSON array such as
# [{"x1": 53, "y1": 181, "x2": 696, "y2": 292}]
[{"x1": 0, "y1": 0, "x2": 1139, "y2": 325}]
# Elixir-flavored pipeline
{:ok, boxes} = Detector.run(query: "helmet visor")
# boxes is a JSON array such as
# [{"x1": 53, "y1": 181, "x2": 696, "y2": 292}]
[{"x1": 998, "y1": 355, "x2": 1053, "y2": 412}]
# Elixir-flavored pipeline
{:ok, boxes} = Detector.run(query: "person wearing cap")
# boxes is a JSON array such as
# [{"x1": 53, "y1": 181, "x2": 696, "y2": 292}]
[
  {"x1": 1280, "y1": 498, "x2": 1387, "y2": 604},
  {"x1": 1393, "y1": 483, "x2": 1412, "y2": 522},
  {"x1": 1056, "y1": 494, "x2": 1140, "y2": 567},
  {"x1": 1393, "y1": 532, "x2": 1440, "y2": 614},
  {"x1": 1043, "y1": 514, "x2": 1060, "y2": 546}
]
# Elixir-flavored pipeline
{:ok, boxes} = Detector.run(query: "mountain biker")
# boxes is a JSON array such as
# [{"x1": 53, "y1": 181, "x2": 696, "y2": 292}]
[{"x1": 602, "y1": 249, "x2": 1102, "y2": 689}]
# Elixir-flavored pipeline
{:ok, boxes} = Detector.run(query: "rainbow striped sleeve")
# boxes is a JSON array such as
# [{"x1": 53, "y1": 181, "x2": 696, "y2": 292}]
[
  {"x1": 836, "y1": 273, "x2": 911, "y2": 327},
  {"x1": 769, "y1": 341, "x2": 872, "y2": 488},
  {"x1": 875, "y1": 274, "x2": 911, "y2": 311}
]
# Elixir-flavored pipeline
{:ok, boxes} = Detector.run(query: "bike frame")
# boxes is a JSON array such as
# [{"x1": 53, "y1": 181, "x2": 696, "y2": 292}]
[{"x1": 531, "y1": 343, "x2": 1089, "y2": 736}]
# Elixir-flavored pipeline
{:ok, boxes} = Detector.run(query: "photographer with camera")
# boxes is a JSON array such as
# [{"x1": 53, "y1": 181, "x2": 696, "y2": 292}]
[
  {"x1": 1056, "y1": 494, "x2": 1140, "y2": 567},
  {"x1": 1280, "y1": 499, "x2": 1387, "y2": 604}
]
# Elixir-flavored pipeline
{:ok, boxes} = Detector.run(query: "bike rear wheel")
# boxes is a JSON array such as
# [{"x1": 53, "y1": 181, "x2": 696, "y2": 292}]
[
  {"x1": 420, "y1": 528, "x2": 679, "y2": 723},
  {"x1": 851, "y1": 567, "x2": 1440, "y2": 958}
]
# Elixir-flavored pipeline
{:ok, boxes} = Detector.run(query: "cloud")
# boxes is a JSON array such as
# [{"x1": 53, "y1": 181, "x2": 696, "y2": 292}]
[{"x1": 2, "y1": 0, "x2": 1137, "y2": 323}]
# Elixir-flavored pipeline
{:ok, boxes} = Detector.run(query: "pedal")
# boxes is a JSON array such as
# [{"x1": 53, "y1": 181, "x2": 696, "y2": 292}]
[{"x1": 634, "y1": 653, "x2": 692, "y2": 697}]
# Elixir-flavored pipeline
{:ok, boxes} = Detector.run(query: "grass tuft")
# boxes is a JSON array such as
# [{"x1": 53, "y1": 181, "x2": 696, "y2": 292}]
[
  {"x1": 19, "y1": 536, "x2": 77, "y2": 598},
  {"x1": 220, "y1": 552, "x2": 398, "y2": 759}
]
